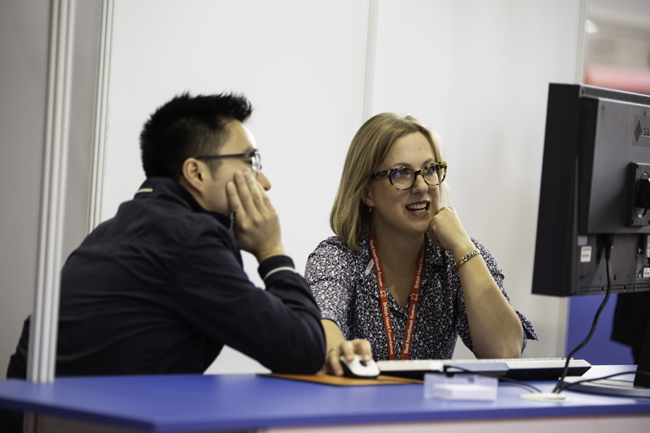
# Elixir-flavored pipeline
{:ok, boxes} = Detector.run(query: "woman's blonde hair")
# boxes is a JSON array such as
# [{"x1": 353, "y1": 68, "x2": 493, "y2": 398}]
[{"x1": 330, "y1": 113, "x2": 448, "y2": 251}]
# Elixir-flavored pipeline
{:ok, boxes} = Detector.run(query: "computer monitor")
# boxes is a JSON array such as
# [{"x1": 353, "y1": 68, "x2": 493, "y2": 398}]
[{"x1": 532, "y1": 83, "x2": 650, "y2": 396}]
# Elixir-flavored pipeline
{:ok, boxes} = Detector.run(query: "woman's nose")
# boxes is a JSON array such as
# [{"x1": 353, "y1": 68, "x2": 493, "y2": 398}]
[{"x1": 410, "y1": 173, "x2": 428, "y2": 193}]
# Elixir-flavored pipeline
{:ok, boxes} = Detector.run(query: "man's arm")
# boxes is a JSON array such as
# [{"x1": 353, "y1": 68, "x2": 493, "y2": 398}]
[
  {"x1": 175, "y1": 170, "x2": 325, "y2": 374},
  {"x1": 175, "y1": 225, "x2": 325, "y2": 374}
]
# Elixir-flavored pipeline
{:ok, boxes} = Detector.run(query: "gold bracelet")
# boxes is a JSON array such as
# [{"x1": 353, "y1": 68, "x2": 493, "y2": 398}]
[{"x1": 454, "y1": 248, "x2": 480, "y2": 271}]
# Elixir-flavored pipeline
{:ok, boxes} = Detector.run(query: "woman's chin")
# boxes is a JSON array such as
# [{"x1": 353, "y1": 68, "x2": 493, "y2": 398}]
[{"x1": 405, "y1": 223, "x2": 431, "y2": 237}]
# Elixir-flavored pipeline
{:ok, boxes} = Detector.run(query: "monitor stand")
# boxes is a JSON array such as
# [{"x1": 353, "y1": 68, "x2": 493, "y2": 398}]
[{"x1": 564, "y1": 311, "x2": 650, "y2": 398}]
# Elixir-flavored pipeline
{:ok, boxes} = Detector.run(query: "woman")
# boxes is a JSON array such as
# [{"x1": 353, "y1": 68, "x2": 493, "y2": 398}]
[{"x1": 305, "y1": 113, "x2": 537, "y2": 376}]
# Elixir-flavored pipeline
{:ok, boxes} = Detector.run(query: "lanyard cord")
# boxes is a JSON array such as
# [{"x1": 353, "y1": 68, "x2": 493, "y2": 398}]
[{"x1": 368, "y1": 230, "x2": 425, "y2": 360}]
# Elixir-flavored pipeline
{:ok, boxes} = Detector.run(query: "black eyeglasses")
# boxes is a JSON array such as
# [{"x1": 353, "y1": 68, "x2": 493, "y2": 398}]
[
  {"x1": 371, "y1": 161, "x2": 447, "y2": 191},
  {"x1": 196, "y1": 150, "x2": 262, "y2": 175}
]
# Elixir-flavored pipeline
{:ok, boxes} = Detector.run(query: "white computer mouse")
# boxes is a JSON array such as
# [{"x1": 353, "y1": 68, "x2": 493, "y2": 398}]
[{"x1": 339, "y1": 354, "x2": 380, "y2": 379}]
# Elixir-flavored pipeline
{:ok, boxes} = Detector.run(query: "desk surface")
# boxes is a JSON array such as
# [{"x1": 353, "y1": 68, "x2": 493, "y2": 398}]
[{"x1": 0, "y1": 366, "x2": 649, "y2": 432}]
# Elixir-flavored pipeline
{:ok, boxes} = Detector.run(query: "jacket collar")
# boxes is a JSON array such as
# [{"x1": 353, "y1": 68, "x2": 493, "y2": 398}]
[{"x1": 135, "y1": 177, "x2": 235, "y2": 231}]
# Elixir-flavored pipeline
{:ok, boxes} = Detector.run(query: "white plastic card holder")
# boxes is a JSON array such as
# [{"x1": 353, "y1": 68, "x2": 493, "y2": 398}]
[{"x1": 424, "y1": 373, "x2": 498, "y2": 401}]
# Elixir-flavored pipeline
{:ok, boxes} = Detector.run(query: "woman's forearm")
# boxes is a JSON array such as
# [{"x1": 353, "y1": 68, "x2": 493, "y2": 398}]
[
  {"x1": 322, "y1": 319, "x2": 346, "y2": 353},
  {"x1": 456, "y1": 255, "x2": 524, "y2": 359}
]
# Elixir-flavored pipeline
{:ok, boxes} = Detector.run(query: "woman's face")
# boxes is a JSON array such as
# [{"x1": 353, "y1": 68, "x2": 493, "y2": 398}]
[{"x1": 363, "y1": 131, "x2": 441, "y2": 240}]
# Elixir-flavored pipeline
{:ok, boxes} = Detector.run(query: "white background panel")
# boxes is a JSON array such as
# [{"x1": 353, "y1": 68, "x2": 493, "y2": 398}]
[
  {"x1": 104, "y1": 0, "x2": 368, "y2": 275},
  {"x1": 100, "y1": 0, "x2": 582, "y2": 372},
  {"x1": 371, "y1": 0, "x2": 583, "y2": 359},
  {"x1": 103, "y1": 0, "x2": 369, "y2": 373}
]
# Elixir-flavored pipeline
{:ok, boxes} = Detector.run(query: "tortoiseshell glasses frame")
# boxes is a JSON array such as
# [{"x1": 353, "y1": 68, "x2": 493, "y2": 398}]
[{"x1": 371, "y1": 161, "x2": 447, "y2": 191}]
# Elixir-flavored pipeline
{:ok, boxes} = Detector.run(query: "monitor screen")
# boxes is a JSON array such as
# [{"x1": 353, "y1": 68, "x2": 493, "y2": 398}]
[
  {"x1": 533, "y1": 83, "x2": 650, "y2": 297},
  {"x1": 532, "y1": 83, "x2": 650, "y2": 394}
]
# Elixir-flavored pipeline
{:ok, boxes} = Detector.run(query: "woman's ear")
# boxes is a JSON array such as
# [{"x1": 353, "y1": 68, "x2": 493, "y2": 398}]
[{"x1": 361, "y1": 186, "x2": 374, "y2": 208}]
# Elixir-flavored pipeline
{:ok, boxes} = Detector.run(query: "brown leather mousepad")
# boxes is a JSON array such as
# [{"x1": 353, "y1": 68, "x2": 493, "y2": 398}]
[{"x1": 265, "y1": 372, "x2": 423, "y2": 386}]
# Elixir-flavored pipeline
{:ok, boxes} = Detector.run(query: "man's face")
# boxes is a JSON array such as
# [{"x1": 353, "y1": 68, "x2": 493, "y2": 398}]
[{"x1": 200, "y1": 120, "x2": 271, "y2": 214}]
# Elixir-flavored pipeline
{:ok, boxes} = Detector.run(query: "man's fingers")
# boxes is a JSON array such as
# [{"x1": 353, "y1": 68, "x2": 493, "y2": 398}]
[
  {"x1": 245, "y1": 172, "x2": 266, "y2": 210},
  {"x1": 233, "y1": 172, "x2": 257, "y2": 215},
  {"x1": 235, "y1": 171, "x2": 270, "y2": 218},
  {"x1": 226, "y1": 181, "x2": 244, "y2": 216},
  {"x1": 248, "y1": 174, "x2": 276, "y2": 219}
]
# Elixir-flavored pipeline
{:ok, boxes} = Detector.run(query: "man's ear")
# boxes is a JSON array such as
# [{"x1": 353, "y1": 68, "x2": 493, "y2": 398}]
[{"x1": 181, "y1": 158, "x2": 207, "y2": 194}]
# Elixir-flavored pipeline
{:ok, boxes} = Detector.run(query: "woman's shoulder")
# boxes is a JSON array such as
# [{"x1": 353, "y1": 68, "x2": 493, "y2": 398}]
[
  {"x1": 314, "y1": 235, "x2": 349, "y2": 249},
  {"x1": 309, "y1": 235, "x2": 361, "y2": 260},
  {"x1": 306, "y1": 235, "x2": 368, "y2": 272}
]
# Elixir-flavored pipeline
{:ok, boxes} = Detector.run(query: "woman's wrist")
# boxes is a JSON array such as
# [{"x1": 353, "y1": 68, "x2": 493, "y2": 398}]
[
  {"x1": 454, "y1": 249, "x2": 481, "y2": 271},
  {"x1": 450, "y1": 239, "x2": 476, "y2": 260}
]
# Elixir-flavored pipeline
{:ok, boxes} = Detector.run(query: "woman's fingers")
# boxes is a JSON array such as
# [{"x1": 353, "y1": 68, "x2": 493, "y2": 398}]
[
  {"x1": 326, "y1": 339, "x2": 374, "y2": 376},
  {"x1": 326, "y1": 349, "x2": 344, "y2": 376},
  {"x1": 352, "y1": 339, "x2": 373, "y2": 361}
]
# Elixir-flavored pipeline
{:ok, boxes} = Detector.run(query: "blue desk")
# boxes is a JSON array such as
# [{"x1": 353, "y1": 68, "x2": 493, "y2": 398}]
[{"x1": 0, "y1": 366, "x2": 649, "y2": 432}]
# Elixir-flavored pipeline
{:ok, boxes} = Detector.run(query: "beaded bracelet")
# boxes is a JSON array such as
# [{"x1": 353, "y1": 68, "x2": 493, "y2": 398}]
[{"x1": 453, "y1": 248, "x2": 480, "y2": 271}]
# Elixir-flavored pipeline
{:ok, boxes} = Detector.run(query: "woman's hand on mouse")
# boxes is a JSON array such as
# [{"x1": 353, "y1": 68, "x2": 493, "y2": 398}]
[
  {"x1": 428, "y1": 206, "x2": 475, "y2": 257},
  {"x1": 326, "y1": 339, "x2": 373, "y2": 377}
]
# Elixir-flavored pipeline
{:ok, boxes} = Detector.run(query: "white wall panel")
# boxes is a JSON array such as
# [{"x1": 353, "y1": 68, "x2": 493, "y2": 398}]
[
  {"x1": 371, "y1": 0, "x2": 584, "y2": 359},
  {"x1": 100, "y1": 0, "x2": 585, "y2": 372},
  {"x1": 103, "y1": 0, "x2": 369, "y2": 373}
]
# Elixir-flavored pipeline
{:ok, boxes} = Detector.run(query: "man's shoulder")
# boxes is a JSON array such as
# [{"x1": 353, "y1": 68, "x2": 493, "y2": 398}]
[{"x1": 86, "y1": 193, "x2": 231, "y2": 249}]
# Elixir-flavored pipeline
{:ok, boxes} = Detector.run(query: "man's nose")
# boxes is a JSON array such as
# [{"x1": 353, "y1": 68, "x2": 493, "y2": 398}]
[{"x1": 257, "y1": 171, "x2": 271, "y2": 191}]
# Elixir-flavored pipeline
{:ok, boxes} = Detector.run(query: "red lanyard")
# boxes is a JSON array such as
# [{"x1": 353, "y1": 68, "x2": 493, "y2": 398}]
[{"x1": 368, "y1": 230, "x2": 425, "y2": 360}]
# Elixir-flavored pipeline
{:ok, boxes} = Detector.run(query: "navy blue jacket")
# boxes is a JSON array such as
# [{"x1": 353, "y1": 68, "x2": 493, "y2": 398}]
[{"x1": 8, "y1": 177, "x2": 326, "y2": 378}]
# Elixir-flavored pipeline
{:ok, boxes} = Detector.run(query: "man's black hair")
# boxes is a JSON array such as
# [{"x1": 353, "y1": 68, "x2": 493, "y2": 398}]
[{"x1": 140, "y1": 92, "x2": 253, "y2": 179}]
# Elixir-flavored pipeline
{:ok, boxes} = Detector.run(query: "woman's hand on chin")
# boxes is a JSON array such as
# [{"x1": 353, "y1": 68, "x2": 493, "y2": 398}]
[
  {"x1": 325, "y1": 339, "x2": 373, "y2": 376},
  {"x1": 429, "y1": 207, "x2": 474, "y2": 255}
]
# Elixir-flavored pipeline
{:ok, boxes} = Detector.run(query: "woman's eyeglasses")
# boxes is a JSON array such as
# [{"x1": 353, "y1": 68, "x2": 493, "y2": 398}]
[{"x1": 371, "y1": 161, "x2": 447, "y2": 191}]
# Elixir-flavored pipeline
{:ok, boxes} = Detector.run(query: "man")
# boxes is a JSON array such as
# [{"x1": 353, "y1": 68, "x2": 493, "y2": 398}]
[{"x1": 6, "y1": 92, "x2": 325, "y2": 381}]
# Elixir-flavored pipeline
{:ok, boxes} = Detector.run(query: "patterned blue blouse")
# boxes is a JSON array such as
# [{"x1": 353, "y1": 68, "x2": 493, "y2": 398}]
[{"x1": 305, "y1": 230, "x2": 538, "y2": 360}]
